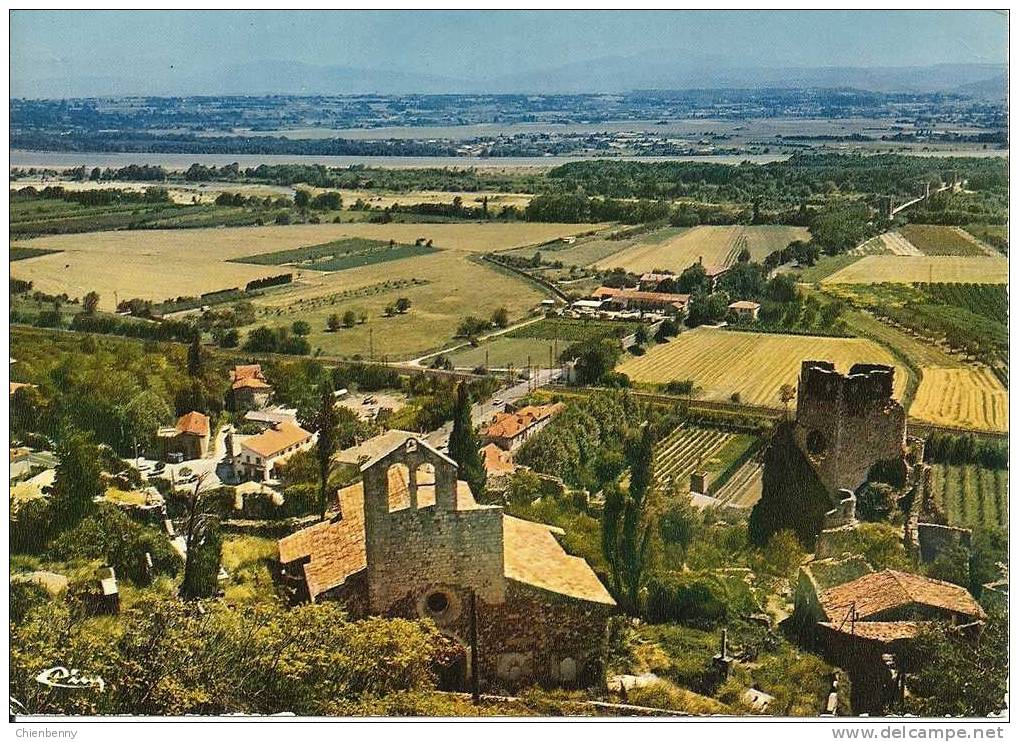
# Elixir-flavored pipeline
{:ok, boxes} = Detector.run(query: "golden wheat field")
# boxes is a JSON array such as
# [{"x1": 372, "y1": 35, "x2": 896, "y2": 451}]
[
  {"x1": 595, "y1": 225, "x2": 810, "y2": 273},
  {"x1": 910, "y1": 366, "x2": 1008, "y2": 433},
  {"x1": 9, "y1": 222, "x2": 602, "y2": 309},
  {"x1": 823, "y1": 255, "x2": 1008, "y2": 284},
  {"x1": 618, "y1": 327, "x2": 905, "y2": 406}
]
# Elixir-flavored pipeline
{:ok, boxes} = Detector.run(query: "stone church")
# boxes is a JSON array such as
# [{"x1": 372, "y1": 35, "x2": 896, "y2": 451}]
[{"x1": 276, "y1": 435, "x2": 616, "y2": 690}]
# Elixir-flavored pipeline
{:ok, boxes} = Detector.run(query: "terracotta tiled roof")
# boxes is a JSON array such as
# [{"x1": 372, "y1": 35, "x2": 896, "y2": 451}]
[
  {"x1": 231, "y1": 364, "x2": 265, "y2": 381},
  {"x1": 278, "y1": 474, "x2": 480, "y2": 599},
  {"x1": 482, "y1": 403, "x2": 563, "y2": 441},
  {"x1": 231, "y1": 364, "x2": 271, "y2": 391},
  {"x1": 240, "y1": 422, "x2": 312, "y2": 459},
  {"x1": 336, "y1": 430, "x2": 420, "y2": 465},
  {"x1": 818, "y1": 621, "x2": 922, "y2": 642},
  {"x1": 232, "y1": 376, "x2": 272, "y2": 391},
  {"x1": 593, "y1": 287, "x2": 691, "y2": 305},
  {"x1": 278, "y1": 472, "x2": 615, "y2": 607},
  {"x1": 504, "y1": 515, "x2": 615, "y2": 605},
  {"x1": 175, "y1": 411, "x2": 210, "y2": 437},
  {"x1": 819, "y1": 570, "x2": 986, "y2": 623},
  {"x1": 481, "y1": 443, "x2": 515, "y2": 474},
  {"x1": 278, "y1": 483, "x2": 368, "y2": 599}
]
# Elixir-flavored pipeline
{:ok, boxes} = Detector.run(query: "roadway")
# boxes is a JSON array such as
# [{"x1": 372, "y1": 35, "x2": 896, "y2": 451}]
[{"x1": 425, "y1": 367, "x2": 562, "y2": 450}]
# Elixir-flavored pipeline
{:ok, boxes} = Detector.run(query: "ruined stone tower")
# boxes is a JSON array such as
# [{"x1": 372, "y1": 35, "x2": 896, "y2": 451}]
[
  {"x1": 361, "y1": 437, "x2": 506, "y2": 615},
  {"x1": 794, "y1": 361, "x2": 906, "y2": 495}
]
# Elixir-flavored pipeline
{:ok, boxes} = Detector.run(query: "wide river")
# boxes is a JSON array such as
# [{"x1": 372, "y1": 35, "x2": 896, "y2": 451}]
[{"x1": 10, "y1": 148, "x2": 1006, "y2": 172}]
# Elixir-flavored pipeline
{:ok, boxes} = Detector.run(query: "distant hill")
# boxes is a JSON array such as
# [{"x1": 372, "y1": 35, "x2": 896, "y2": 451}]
[{"x1": 10, "y1": 53, "x2": 1006, "y2": 99}]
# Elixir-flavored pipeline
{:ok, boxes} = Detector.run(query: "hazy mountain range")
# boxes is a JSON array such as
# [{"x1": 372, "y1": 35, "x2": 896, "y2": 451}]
[{"x1": 11, "y1": 51, "x2": 1006, "y2": 99}]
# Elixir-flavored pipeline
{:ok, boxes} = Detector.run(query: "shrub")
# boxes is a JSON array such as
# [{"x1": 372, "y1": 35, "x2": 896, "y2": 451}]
[{"x1": 49, "y1": 503, "x2": 181, "y2": 582}]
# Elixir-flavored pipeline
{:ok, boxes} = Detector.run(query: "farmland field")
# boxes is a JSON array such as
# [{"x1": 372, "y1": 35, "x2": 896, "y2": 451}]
[
  {"x1": 448, "y1": 318, "x2": 639, "y2": 369},
  {"x1": 253, "y1": 249, "x2": 547, "y2": 361},
  {"x1": 917, "y1": 283, "x2": 1008, "y2": 324},
  {"x1": 822, "y1": 255, "x2": 1008, "y2": 284},
  {"x1": 617, "y1": 327, "x2": 905, "y2": 407},
  {"x1": 898, "y1": 224, "x2": 990, "y2": 256},
  {"x1": 231, "y1": 237, "x2": 437, "y2": 272},
  {"x1": 594, "y1": 225, "x2": 810, "y2": 273},
  {"x1": 962, "y1": 223, "x2": 1007, "y2": 254},
  {"x1": 505, "y1": 318, "x2": 638, "y2": 342},
  {"x1": 929, "y1": 463, "x2": 1008, "y2": 528},
  {"x1": 910, "y1": 367, "x2": 1008, "y2": 433},
  {"x1": 654, "y1": 424, "x2": 740, "y2": 490},
  {"x1": 9, "y1": 222, "x2": 599, "y2": 310},
  {"x1": 447, "y1": 336, "x2": 559, "y2": 370},
  {"x1": 10, "y1": 246, "x2": 61, "y2": 261},
  {"x1": 850, "y1": 232, "x2": 922, "y2": 256}
]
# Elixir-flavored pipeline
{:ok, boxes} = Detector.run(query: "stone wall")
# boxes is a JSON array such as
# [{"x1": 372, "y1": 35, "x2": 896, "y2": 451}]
[
  {"x1": 362, "y1": 438, "x2": 506, "y2": 613},
  {"x1": 386, "y1": 580, "x2": 613, "y2": 691},
  {"x1": 795, "y1": 361, "x2": 906, "y2": 495}
]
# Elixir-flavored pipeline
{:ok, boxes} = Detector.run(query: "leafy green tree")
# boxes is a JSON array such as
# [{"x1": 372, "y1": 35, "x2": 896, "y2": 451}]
[
  {"x1": 448, "y1": 382, "x2": 486, "y2": 498},
  {"x1": 179, "y1": 477, "x2": 222, "y2": 600},
  {"x1": 50, "y1": 428, "x2": 103, "y2": 532},
  {"x1": 566, "y1": 337, "x2": 621, "y2": 385},
  {"x1": 759, "y1": 529, "x2": 806, "y2": 577},
  {"x1": 342, "y1": 310, "x2": 357, "y2": 328},
  {"x1": 314, "y1": 379, "x2": 340, "y2": 520},
  {"x1": 294, "y1": 189, "x2": 311, "y2": 210},
  {"x1": 856, "y1": 481, "x2": 898, "y2": 522},
  {"x1": 187, "y1": 333, "x2": 204, "y2": 378},
  {"x1": 675, "y1": 262, "x2": 712, "y2": 294},
  {"x1": 925, "y1": 542, "x2": 971, "y2": 588},
  {"x1": 902, "y1": 607, "x2": 1007, "y2": 716},
  {"x1": 292, "y1": 320, "x2": 311, "y2": 336},
  {"x1": 602, "y1": 423, "x2": 659, "y2": 611},
  {"x1": 327, "y1": 313, "x2": 341, "y2": 332},
  {"x1": 395, "y1": 297, "x2": 412, "y2": 314},
  {"x1": 659, "y1": 490, "x2": 698, "y2": 561},
  {"x1": 491, "y1": 307, "x2": 510, "y2": 328}
]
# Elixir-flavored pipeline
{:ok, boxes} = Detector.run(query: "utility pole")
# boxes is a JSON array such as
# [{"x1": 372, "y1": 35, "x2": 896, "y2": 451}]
[
  {"x1": 369, "y1": 328, "x2": 374, "y2": 360},
  {"x1": 470, "y1": 589, "x2": 480, "y2": 704}
]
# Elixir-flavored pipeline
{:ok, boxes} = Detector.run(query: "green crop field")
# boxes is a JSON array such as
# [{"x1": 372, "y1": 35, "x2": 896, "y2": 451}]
[
  {"x1": 929, "y1": 463, "x2": 1008, "y2": 529},
  {"x1": 230, "y1": 237, "x2": 438, "y2": 271},
  {"x1": 898, "y1": 224, "x2": 988, "y2": 256},
  {"x1": 10, "y1": 247, "x2": 61, "y2": 261},
  {"x1": 916, "y1": 283, "x2": 1008, "y2": 325},
  {"x1": 447, "y1": 336, "x2": 561, "y2": 371},
  {"x1": 506, "y1": 317, "x2": 639, "y2": 342}
]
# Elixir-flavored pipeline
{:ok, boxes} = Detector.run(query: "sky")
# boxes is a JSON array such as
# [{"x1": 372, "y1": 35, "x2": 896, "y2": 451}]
[{"x1": 10, "y1": 10, "x2": 1009, "y2": 96}]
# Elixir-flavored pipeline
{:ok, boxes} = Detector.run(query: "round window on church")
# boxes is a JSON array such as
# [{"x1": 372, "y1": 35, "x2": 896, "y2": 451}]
[
  {"x1": 426, "y1": 591, "x2": 451, "y2": 616},
  {"x1": 806, "y1": 429, "x2": 827, "y2": 457}
]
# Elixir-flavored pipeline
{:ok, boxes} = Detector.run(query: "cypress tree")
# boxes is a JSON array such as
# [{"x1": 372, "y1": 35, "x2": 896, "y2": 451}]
[
  {"x1": 315, "y1": 379, "x2": 339, "y2": 520},
  {"x1": 448, "y1": 382, "x2": 486, "y2": 498}
]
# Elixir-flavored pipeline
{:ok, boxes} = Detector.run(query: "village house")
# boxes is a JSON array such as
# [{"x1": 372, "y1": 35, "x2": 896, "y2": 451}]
[
  {"x1": 229, "y1": 364, "x2": 273, "y2": 410},
  {"x1": 637, "y1": 272, "x2": 675, "y2": 291},
  {"x1": 157, "y1": 411, "x2": 211, "y2": 461},
  {"x1": 481, "y1": 403, "x2": 564, "y2": 451},
  {"x1": 795, "y1": 564, "x2": 987, "y2": 713},
  {"x1": 233, "y1": 421, "x2": 314, "y2": 482},
  {"x1": 728, "y1": 300, "x2": 761, "y2": 322},
  {"x1": 276, "y1": 435, "x2": 616, "y2": 691},
  {"x1": 243, "y1": 406, "x2": 300, "y2": 430},
  {"x1": 481, "y1": 442, "x2": 516, "y2": 482},
  {"x1": 591, "y1": 286, "x2": 689, "y2": 315}
]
